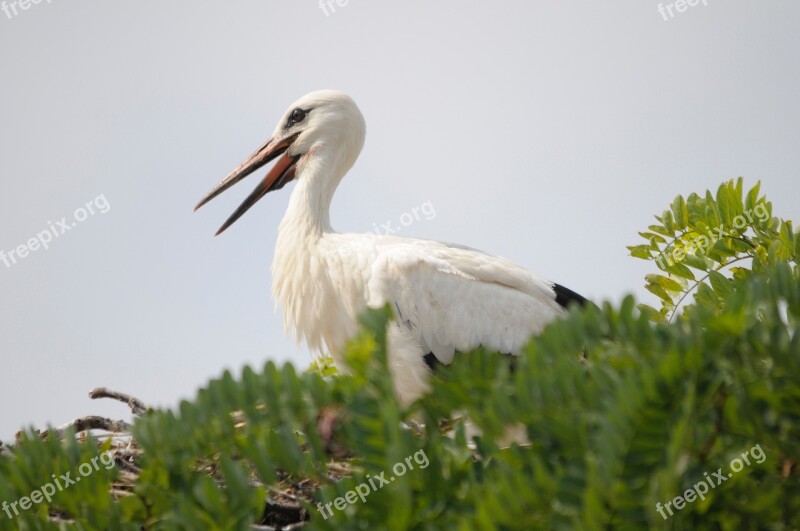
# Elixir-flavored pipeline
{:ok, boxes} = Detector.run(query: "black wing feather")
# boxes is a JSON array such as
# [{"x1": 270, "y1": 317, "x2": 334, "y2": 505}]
[{"x1": 553, "y1": 283, "x2": 588, "y2": 310}]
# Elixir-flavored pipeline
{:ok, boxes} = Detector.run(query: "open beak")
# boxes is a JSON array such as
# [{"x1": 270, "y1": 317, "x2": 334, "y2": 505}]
[{"x1": 195, "y1": 133, "x2": 301, "y2": 235}]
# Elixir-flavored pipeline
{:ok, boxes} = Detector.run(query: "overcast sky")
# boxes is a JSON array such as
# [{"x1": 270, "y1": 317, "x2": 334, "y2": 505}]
[{"x1": 1, "y1": 1, "x2": 798, "y2": 441}]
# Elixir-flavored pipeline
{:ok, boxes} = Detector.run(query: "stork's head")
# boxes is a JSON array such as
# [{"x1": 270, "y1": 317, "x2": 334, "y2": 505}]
[{"x1": 195, "y1": 90, "x2": 366, "y2": 235}]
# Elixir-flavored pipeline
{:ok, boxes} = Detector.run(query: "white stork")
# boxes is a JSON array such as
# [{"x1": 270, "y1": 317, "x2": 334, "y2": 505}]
[{"x1": 195, "y1": 90, "x2": 586, "y2": 405}]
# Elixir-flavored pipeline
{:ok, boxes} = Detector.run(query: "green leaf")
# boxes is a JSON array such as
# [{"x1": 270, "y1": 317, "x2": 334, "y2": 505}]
[
  {"x1": 744, "y1": 181, "x2": 761, "y2": 212},
  {"x1": 628, "y1": 245, "x2": 653, "y2": 260},
  {"x1": 638, "y1": 231, "x2": 667, "y2": 245},
  {"x1": 671, "y1": 195, "x2": 689, "y2": 229},
  {"x1": 648, "y1": 224, "x2": 673, "y2": 237},
  {"x1": 645, "y1": 282, "x2": 673, "y2": 303},
  {"x1": 665, "y1": 262, "x2": 696, "y2": 281},
  {"x1": 707, "y1": 269, "x2": 733, "y2": 298}
]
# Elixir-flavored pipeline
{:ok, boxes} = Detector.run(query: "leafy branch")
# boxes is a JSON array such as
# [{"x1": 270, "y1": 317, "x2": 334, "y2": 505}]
[{"x1": 628, "y1": 178, "x2": 797, "y2": 321}]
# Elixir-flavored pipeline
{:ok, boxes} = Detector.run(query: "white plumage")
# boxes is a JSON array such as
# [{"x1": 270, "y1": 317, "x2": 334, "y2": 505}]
[{"x1": 196, "y1": 90, "x2": 585, "y2": 404}]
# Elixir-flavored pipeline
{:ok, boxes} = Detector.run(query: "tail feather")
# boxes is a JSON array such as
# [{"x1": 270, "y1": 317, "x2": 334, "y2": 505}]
[{"x1": 552, "y1": 283, "x2": 588, "y2": 310}]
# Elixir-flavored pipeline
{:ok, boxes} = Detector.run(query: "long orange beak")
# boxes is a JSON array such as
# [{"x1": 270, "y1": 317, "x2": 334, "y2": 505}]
[{"x1": 195, "y1": 133, "x2": 300, "y2": 235}]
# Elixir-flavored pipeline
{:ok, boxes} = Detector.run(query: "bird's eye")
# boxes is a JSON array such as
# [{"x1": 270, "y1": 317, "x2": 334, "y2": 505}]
[{"x1": 290, "y1": 108, "x2": 306, "y2": 124}]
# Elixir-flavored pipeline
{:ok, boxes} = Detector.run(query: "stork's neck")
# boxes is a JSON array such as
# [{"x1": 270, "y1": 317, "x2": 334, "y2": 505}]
[
  {"x1": 278, "y1": 145, "x2": 351, "y2": 237},
  {"x1": 272, "y1": 146, "x2": 357, "y2": 354}
]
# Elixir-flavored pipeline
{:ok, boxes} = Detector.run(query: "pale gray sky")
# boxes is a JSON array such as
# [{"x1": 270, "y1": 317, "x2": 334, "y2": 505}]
[{"x1": 1, "y1": 1, "x2": 798, "y2": 440}]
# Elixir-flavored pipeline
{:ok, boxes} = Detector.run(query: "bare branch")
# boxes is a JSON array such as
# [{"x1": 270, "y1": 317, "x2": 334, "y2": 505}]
[
  {"x1": 37, "y1": 416, "x2": 131, "y2": 441},
  {"x1": 89, "y1": 387, "x2": 148, "y2": 416}
]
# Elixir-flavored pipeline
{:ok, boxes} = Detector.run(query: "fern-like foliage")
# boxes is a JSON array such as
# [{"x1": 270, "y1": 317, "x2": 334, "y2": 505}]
[
  {"x1": 0, "y1": 179, "x2": 797, "y2": 530},
  {"x1": 628, "y1": 177, "x2": 797, "y2": 322}
]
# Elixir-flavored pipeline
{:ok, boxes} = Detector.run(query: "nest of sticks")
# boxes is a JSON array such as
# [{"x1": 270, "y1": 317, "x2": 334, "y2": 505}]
[{"x1": 6, "y1": 388, "x2": 351, "y2": 530}]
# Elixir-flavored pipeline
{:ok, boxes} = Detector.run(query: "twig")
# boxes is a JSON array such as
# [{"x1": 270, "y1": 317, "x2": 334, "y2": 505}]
[
  {"x1": 267, "y1": 485, "x2": 304, "y2": 505},
  {"x1": 37, "y1": 416, "x2": 131, "y2": 441},
  {"x1": 89, "y1": 387, "x2": 148, "y2": 416},
  {"x1": 667, "y1": 255, "x2": 751, "y2": 323}
]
